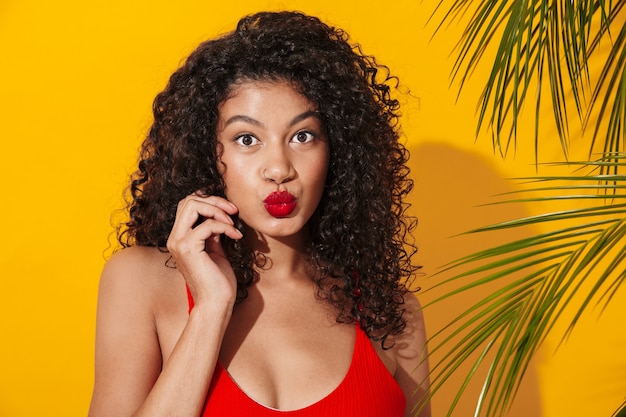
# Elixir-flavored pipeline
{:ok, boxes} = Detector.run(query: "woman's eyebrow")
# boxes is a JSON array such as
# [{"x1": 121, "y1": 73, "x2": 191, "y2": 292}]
[
  {"x1": 223, "y1": 110, "x2": 320, "y2": 128},
  {"x1": 223, "y1": 115, "x2": 263, "y2": 127},
  {"x1": 289, "y1": 110, "x2": 321, "y2": 127}
]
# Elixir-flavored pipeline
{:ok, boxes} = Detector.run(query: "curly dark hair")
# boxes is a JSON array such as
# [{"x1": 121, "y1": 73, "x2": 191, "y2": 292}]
[{"x1": 118, "y1": 10, "x2": 419, "y2": 345}]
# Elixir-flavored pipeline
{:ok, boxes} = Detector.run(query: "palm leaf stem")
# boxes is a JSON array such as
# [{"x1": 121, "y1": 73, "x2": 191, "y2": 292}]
[
  {"x1": 437, "y1": 221, "x2": 614, "y2": 274},
  {"x1": 461, "y1": 205, "x2": 626, "y2": 233},
  {"x1": 428, "y1": 247, "x2": 575, "y2": 294},
  {"x1": 614, "y1": 399, "x2": 626, "y2": 417},
  {"x1": 481, "y1": 195, "x2": 626, "y2": 205}
]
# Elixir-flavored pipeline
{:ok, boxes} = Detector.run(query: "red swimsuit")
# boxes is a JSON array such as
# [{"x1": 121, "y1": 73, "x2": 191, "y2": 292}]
[{"x1": 187, "y1": 289, "x2": 406, "y2": 416}]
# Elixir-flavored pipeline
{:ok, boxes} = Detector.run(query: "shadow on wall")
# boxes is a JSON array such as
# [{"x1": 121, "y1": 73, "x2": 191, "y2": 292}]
[{"x1": 407, "y1": 142, "x2": 543, "y2": 417}]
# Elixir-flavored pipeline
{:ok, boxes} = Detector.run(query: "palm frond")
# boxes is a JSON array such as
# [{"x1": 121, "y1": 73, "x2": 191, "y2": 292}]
[
  {"x1": 431, "y1": 0, "x2": 626, "y2": 160},
  {"x1": 423, "y1": 154, "x2": 626, "y2": 417},
  {"x1": 586, "y1": 3, "x2": 626, "y2": 165}
]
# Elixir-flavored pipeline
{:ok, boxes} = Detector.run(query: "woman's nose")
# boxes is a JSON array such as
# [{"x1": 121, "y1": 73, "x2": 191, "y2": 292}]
[{"x1": 262, "y1": 145, "x2": 295, "y2": 184}]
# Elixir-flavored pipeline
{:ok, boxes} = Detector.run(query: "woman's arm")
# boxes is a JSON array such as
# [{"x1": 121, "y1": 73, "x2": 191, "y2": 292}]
[{"x1": 89, "y1": 195, "x2": 242, "y2": 417}]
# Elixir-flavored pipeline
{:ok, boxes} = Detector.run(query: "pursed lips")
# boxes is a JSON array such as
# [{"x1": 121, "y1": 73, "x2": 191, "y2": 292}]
[{"x1": 263, "y1": 191, "x2": 297, "y2": 217}]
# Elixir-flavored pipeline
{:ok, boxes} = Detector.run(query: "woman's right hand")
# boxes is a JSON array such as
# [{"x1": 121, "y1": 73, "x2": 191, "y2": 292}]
[
  {"x1": 89, "y1": 194, "x2": 243, "y2": 417},
  {"x1": 166, "y1": 192, "x2": 243, "y2": 308}
]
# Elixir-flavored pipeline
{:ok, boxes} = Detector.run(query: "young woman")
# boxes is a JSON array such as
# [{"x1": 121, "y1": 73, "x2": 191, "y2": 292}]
[{"x1": 88, "y1": 11, "x2": 430, "y2": 417}]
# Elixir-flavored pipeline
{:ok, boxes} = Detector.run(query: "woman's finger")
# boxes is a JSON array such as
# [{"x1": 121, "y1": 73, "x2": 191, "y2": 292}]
[
  {"x1": 170, "y1": 196, "x2": 238, "y2": 240},
  {"x1": 184, "y1": 218, "x2": 243, "y2": 247},
  {"x1": 191, "y1": 193, "x2": 239, "y2": 215}
]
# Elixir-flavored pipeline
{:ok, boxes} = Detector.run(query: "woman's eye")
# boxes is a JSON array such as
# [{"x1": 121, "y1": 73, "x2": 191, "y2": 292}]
[
  {"x1": 235, "y1": 134, "x2": 259, "y2": 146},
  {"x1": 292, "y1": 131, "x2": 314, "y2": 143}
]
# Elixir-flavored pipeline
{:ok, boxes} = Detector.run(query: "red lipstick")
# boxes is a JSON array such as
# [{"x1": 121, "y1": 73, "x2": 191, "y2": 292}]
[{"x1": 263, "y1": 191, "x2": 296, "y2": 217}]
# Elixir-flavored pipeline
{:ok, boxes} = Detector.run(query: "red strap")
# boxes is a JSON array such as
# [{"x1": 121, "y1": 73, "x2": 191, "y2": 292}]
[{"x1": 186, "y1": 284, "x2": 195, "y2": 313}]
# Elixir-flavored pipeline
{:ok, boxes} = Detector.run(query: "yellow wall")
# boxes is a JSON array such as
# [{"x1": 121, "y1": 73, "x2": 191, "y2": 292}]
[{"x1": 0, "y1": 1, "x2": 623, "y2": 416}]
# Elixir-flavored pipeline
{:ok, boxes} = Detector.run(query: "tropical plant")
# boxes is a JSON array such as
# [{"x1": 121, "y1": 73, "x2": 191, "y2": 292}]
[{"x1": 424, "y1": 1, "x2": 626, "y2": 416}]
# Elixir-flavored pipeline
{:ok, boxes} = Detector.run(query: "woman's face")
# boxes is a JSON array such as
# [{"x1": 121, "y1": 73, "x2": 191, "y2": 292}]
[{"x1": 216, "y1": 80, "x2": 329, "y2": 241}]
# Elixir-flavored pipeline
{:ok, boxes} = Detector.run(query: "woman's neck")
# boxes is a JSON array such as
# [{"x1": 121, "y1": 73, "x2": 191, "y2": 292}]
[{"x1": 243, "y1": 229, "x2": 314, "y2": 285}]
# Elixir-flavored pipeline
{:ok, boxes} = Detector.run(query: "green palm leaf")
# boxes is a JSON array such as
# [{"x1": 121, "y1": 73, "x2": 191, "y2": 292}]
[
  {"x1": 586, "y1": 2, "x2": 626, "y2": 162},
  {"x1": 422, "y1": 154, "x2": 626, "y2": 417},
  {"x1": 431, "y1": 0, "x2": 625, "y2": 160},
  {"x1": 426, "y1": 2, "x2": 626, "y2": 415}
]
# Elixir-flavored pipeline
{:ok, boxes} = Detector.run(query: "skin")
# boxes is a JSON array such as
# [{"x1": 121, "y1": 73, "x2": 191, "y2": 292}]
[{"x1": 88, "y1": 80, "x2": 431, "y2": 417}]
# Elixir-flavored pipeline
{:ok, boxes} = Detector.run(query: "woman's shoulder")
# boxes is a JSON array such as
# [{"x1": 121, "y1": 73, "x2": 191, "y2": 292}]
[
  {"x1": 103, "y1": 246, "x2": 176, "y2": 280},
  {"x1": 105, "y1": 245, "x2": 171, "y2": 266},
  {"x1": 99, "y1": 246, "x2": 183, "y2": 311}
]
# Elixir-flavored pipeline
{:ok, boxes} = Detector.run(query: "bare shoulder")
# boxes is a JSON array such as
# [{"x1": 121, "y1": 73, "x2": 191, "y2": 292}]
[
  {"x1": 392, "y1": 291, "x2": 431, "y2": 417},
  {"x1": 96, "y1": 245, "x2": 186, "y2": 346},
  {"x1": 102, "y1": 246, "x2": 175, "y2": 283},
  {"x1": 97, "y1": 245, "x2": 189, "y2": 340},
  {"x1": 100, "y1": 246, "x2": 182, "y2": 305}
]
